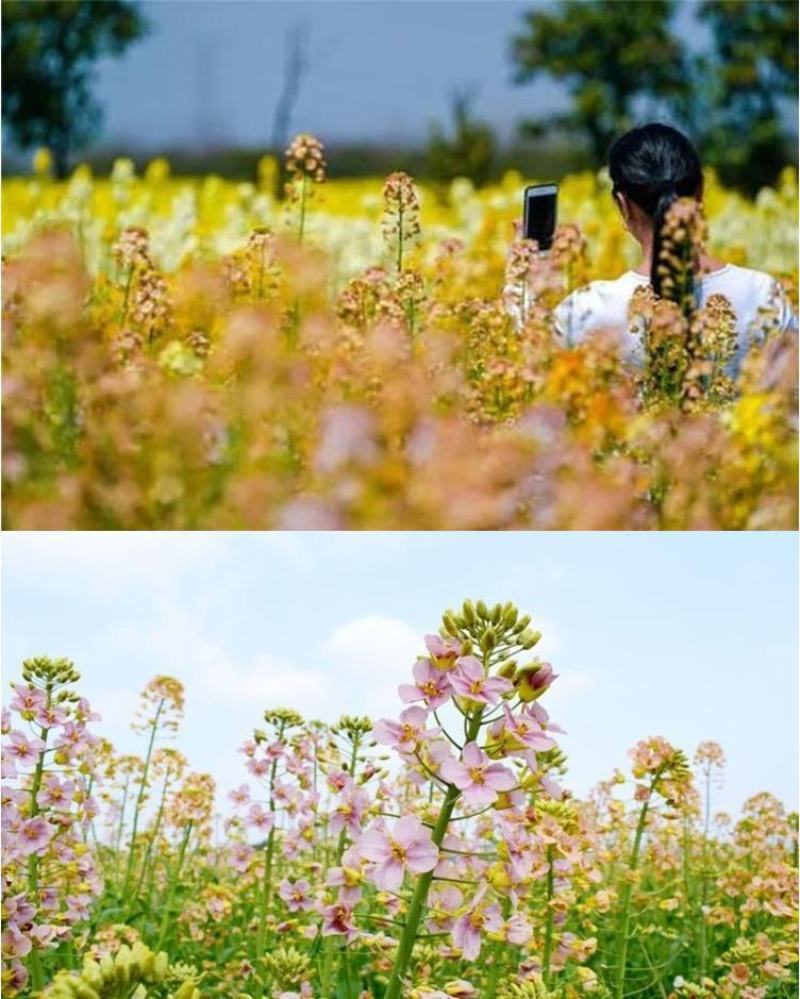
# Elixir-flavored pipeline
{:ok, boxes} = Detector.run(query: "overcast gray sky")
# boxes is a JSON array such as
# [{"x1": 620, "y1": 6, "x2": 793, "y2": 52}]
[{"x1": 92, "y1": 0, "x2": 707, "y2": 149}]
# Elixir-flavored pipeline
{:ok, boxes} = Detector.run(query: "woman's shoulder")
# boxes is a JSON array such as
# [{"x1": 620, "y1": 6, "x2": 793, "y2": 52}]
[
  {"x1": 701, "y1": 264, "x2": 792, "y2": 307},
  {"x1": 702, "y1": 264, "x2": 797, "y2": 332},
  {"x1": 567, "y1": 271, "x2": 645, "y2": 300}
]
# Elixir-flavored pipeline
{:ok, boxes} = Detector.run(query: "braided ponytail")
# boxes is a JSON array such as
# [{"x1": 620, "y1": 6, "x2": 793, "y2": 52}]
[
  {"x1": 650, "y1": 186, "x2": 679, "y2": 298},
  {"x1": 608, "y1": 124, "x2": 703, "y2": 304}
]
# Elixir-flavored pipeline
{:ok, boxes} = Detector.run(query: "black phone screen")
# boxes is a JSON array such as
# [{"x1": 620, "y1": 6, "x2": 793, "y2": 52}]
[{"x1": 523, "y1": 184, "x2": 558, "y2": 250}]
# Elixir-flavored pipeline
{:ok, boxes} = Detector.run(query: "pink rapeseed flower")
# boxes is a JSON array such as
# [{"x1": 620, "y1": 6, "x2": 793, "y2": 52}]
[
  {"x1": 246, "y1": 804, "x2": 274, "y2": 834},
  {"x1": 359, "y1": 815, "x2": 439, "y2": 891},
  {"x1": 229, "y1": 843, "x2": 254, "y2": 873},
  {"x1": 449, "y1": 657, "x2": 513, "y2": 706},
  {"x1": 9, "y1": 685, "x2": 46, "y2": 716},
  {"x1": 321, "y1": 902, "x2": 358, "y2": 941},
  {"x1": 18, "y1": 816, "x2": 54, "y2": 856},
  {"x1": 451, "y1": 890, "x2": 503, "y2": 960},
  {"x1": 228, "y1": 784, "x2": 251, "y2": 808},
  {"x1": 372, "y1": 706, "x2": 438, "y2": 752},
  {"x1": 279, "y1": 878, "x2": 313, "y2": 912},
  {"x1": 490, "y1": 703, "x2": 556, "y2": 755},
  {"x1": 37, "y1": 777, "x2": 75, "y2": 811},
  {"x1": 399, "y1": 658, "x2": 453, "y2": 710},
  {"x1": 440, "y1": 742, "x2": 516, "y2": 807},
  {"x1": 424, "y1": 634, "x2": 462, "y2": 671},
  {"x1": 330, "y1": 786, "x2": 369, "y2": 838},
  {"x1": 5, "y1": 731, "x2": 46, "y2": 767}
]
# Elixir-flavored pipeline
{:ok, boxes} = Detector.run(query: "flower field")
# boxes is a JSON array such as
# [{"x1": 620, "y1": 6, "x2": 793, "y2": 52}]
[
  {"x1": 2, "y1": 600, "x2": 797, "y2": 998},
  {"x1": 2, "y1": 142, "x2": 798, "y2": 529}
]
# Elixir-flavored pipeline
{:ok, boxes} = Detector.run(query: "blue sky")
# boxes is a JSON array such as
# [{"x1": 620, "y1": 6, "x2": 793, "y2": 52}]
[
  {"x1": 2, "y1": 532, "x2": 796, "y2": 819},
  {"x1": 90, "y1": 0, "x2": 708, "y2": 148}
]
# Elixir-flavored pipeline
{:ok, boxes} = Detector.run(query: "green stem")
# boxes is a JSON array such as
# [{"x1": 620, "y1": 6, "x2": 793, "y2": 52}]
[
  {"x1": 132, "y1": 771, "x2": 170, "y2": 912},
  {"x1": 383, "y1": 707, "x2": 485, "y2": 999},
  {"x1": 122, "y1": 699, "x2": 164, "y2": 902},
  {"x1": 26, "y1": 688, "x2": 51, "y2": 992},
  {"x1": 298, "y1": 175, "x2": 308, "y2": 244},
  {"x1": 255, "y1": 720, "x2": 286, "y2": 990},
  {"x1": 485, "y1": 896, "x2": 511, "y2": 999},
  {"x1": 614, "y1": 786, "x2": 653, "y2": 999},
  {"x1": 396, "y1": 202, "x2": 404, "y2": 273},
  {"x1": 156, "y1": 821, "x2": 192, "y2": 950},
  {"x1": 120, "y1": 262, "x2": 135, "y2": 325},
  {"x1": 542, "y1": 843, "x2": 555, "y2": 984}
]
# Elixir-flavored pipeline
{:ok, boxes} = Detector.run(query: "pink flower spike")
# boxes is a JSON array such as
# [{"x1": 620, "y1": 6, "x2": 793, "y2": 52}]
[
  {"x1": 449, "y1": 657, "x2": 513, "y2": 706},
  {"x1": 399, "y1": 658, "x2": 453, "y2": 710},
  {"x1": 359, "y1": 814, "x2": 439, "y2": 891},
  {"x1": 440, "y1": 742, "x2": 516, "y2": 808}
]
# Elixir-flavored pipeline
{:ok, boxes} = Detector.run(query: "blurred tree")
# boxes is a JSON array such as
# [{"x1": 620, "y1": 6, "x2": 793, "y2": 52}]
[
  {"x1": 426, "y1": 88, "x2": 497, "y2": 187},
  {"x1": 510, "y1": 0, "x2": 689, "y2": 161},
  {"x1": 688, "y1": 0, "x2": 799, "y2": 193},
  {"x1": 2, "y1": 0, "x2": 147, "y2": 177}
]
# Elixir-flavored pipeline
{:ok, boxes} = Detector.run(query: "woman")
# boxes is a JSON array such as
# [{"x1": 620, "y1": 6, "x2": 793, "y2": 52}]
[{"x1": 517, "y1": 123, "x2": 797, "y2": 359}]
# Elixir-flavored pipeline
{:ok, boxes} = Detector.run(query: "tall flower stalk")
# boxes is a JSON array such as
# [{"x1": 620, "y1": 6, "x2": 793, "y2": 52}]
[
  {"x1": 356, "y1": 598, "x2": 559, "y2": 999},
  {"x1": 381, "y1": 171, "x2": 421, "y2": 274},
  {"x1": 121, "y1": 677, "x2": 184, "y2": 908},
  {"x1": 614, "y1": 738, "x2": 692, "y2": 999}
]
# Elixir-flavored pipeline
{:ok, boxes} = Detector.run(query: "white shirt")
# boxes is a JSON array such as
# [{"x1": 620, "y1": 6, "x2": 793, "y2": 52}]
[{"x1": 553, "y1": 264, "x2": 797, "y2": 365}]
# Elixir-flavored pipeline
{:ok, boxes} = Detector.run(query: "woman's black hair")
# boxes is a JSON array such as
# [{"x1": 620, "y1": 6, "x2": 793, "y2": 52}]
[{"x1": 608, "y1": 123, "x2": 702, "y2": 299}]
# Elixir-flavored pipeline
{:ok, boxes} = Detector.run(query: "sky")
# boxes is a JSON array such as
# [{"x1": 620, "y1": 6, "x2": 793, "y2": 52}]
[
  {"x1": 2, "y1": 531, "x2": 797, "y2": 820},
  {"x1": 90, "y1": 0, "x2": 708, "y2": 149}
]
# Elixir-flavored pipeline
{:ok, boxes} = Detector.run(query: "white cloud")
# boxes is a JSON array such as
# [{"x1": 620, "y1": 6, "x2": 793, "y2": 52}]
[
  {"x1": 198, "y1": 653, "x2": 334, "y2": 718},
  {"x1": 322, "y1": 615, "x2": 421, "y2": 674},
  {"x1": 3, "y1": 532, "x2": 224, "y2": 597},
  {"x1": 2, "y1": 531, "x2": 310, "y2": 600}
]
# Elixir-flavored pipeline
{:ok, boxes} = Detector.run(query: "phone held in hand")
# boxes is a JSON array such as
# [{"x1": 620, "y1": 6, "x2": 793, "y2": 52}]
[{"x1": 522, "y1": 183, "x2": 558, "y2": 251}]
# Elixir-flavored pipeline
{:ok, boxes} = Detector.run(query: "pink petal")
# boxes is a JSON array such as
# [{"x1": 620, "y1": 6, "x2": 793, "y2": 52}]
[
  {"x1": 394, "y1": 814, "x2": 423, "y2": 847},
  {"x1": 373, "y1": 857, "x2": 404, "y2": 891}
]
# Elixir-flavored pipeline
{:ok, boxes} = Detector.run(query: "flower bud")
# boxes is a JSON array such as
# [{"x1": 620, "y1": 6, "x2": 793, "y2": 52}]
[
  {"x1": 174, "y1": 984, "x2": 201, "y2": 999},
  {"x1": 462, "y1": 600, "x2": 477, "y2": 625},
  {"x1": 514, "y1": 660, "x2": 557, "y2": 701},
  {"x1": 153, "y1": 952, "x2": 169, "y2": 981},
  {"x1": 487, "y1": 862, "x2": 511, "y2": 890},
  {"x1": 497, "y1": 659, "x2": 517, "y2": 679},
  {"x1": 515, "y1": 614, "x2": 531, "y2": 632},
  {"x1": 480, "y1": 627, "x2": 496, "y2": 652},
  {"x1": 490, "y1": 603, "x2": 502, "y2": 624},
  {"x1": 476, "y1": 599, "x2": 488, "y2": 619},
  {"x1": 503, "y1": 604, "x2": 518, "y2": 628},
  {"x1": 519, "y1": 629, "x2": 542, "y2": 649},
  {"x1": 442, "y1": 612, "x2": 460, "y2": 637}
]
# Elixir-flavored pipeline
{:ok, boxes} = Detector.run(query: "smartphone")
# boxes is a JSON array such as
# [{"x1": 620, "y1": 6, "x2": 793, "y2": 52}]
[{"x1": 522, "y1": 183, "x2": 558, "y2": 251}]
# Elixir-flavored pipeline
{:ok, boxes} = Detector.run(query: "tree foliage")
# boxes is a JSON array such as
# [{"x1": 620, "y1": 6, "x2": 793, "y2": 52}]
[
  {"x1": 511, "y1": 0, "x2": 798, "y2": 193},
  {"x1": 426, "y1": 89, "x2": 497, "y2": 188},
  {"x1": 511, "y1": 0, "x2": 688, "y2": 162},
  {"x1": 2, "y1": 0, "x2": 147, "y2": 177}
]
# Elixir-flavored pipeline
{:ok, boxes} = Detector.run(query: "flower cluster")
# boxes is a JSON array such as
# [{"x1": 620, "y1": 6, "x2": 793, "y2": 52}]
[
  {"x1": 0, "y1": 625, "x2": 796, "y2": 999},
  {"x1": 1, "y1": 658, "x2": 103, "y2": 996},
  {"x1": 1, "y1": 149, "x2": 796, "y2": 530}
]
